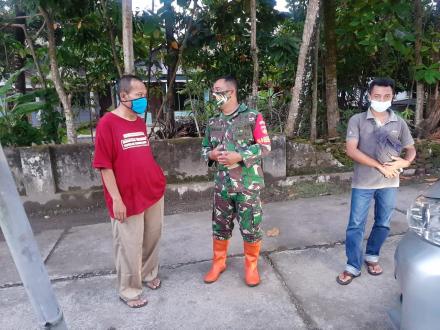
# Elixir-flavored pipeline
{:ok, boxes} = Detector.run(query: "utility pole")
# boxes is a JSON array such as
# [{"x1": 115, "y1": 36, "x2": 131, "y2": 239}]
[{"x1": 0, "y1": 144, "x2": 67, "y2": 330}]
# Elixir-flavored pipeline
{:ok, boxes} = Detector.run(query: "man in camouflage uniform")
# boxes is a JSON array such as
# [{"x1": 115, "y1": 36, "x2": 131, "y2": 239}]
[{"x1": 202, "y1": 75, "x2": 271, "y2": 287}]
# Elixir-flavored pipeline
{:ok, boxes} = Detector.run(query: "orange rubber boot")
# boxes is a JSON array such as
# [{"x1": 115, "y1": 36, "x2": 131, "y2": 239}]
[
  {"x1": 204, "y1": 239, "x2": 229, "y2": 284},
  {"x1": 244, "y1": 240, "x2": 262, "y2": 287}
]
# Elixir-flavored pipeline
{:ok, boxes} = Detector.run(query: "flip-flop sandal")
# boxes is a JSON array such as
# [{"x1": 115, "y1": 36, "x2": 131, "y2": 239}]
[
  {"x1": 119, "y1": 297, "x2": 148, "y2": 308},
  {"x1": 365, "y1": 261, "x2": 383, "y2": 276},
  {"x1": 336, "y1": 271, "x2": 361, "y2": 285},
  {"x1": 144, "y1": 278, "x2": 161, "y2": 290}
]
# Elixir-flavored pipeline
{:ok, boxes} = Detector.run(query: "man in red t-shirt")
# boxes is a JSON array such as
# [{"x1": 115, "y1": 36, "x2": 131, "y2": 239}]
[{"x1": 93, "y1": 75, "x2": 166, "y2": 308}]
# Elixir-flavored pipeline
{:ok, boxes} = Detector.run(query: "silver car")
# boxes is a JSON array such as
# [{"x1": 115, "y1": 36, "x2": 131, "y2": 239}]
[{"x1": 390, "y1": 182, "x2": 440, "y2": 330}]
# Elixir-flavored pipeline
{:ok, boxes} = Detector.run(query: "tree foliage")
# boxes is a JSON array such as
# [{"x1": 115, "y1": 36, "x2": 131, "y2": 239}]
[{"x1": 0, "y1": 0, "x2": 439, "y2": 145}]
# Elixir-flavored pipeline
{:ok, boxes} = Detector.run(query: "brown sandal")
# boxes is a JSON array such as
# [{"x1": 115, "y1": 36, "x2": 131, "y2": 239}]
[
  {"x1": 365, "y1": 261, "x2": 383, "y2": 276},
  {"x1": 336, "y1": 271, "x2": 361, "y2": 285},
  {"x1": 144, "y1": 277, "x2": 161, "y2": 290},
  {"x1": 119, "y1": 297, "x2": 148, "y2": 308}
]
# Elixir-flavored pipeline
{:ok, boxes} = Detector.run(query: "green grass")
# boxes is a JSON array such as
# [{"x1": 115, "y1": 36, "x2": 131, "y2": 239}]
[{"x1": 295, "y1": 181, "x2": 350, "y2": 198}]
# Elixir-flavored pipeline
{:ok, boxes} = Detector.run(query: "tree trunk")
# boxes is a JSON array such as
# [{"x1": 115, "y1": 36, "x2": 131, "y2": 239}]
[
  {"x1": 250, "y1": 0, "x2": 259, "y2": 109},
  {"x1": 285, "y1": 0, "x2": 320, "y2": 137},
  {"x1": 99, "y1": 85, "x2": 114, "y2": 117},
  {"x1": 14, "y1": 5, "x2": 26, "y2": 95},
  {"x1": 323, "y1": 0, "x2": 339, "y2": 138},
  {"x1": 8, "y1": 23, "x2": 46, "y2": 88},
  {"x1": 149, "y1": 1, "x2": 197, "y2": 138},
  {"x1": 426, "y1": 83, "x2": 436, "y2": 118},
  {"x1": 91, "y1": 91, "x2": 101, "y2": 122},
  {"x1": 416, "y1": 83, "x2": 424, "y2": 131},
  {"x1": 310, "y1": 21, "x2": 320, "y2": 143},
  {"x1": 419, "y1": 0, "x2": 440, "y2": 137},
  {"x1": 101, "y1": 0, "x2": 122, "y2": 78},
  {"x1": 122, "y1": 0, "x2": 134, "y2": 74},
  {"x1": 166, "y1": 59, "x2": 177, "y2": 129},
  {"x1": 164, "y1": 0, "x2": 176, "y2": 129},
  {"x1": 39, "y1": 6, "x2": 77, "y2": 144},
  {"x1": 145, "y1": 0, "x2": 155, "y2": 123},
  {"x1": 422, "y1": 96, "x2": 440, "y2": 135},
  {"x1": 414, "y1": 0, "x2": 424, "y2": 136}
]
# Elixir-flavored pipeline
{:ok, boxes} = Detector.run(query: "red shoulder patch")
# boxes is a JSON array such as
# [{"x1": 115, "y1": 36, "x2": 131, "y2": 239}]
[{"x1": 253, "y1": 113, "x2": 270, "y2": 144}]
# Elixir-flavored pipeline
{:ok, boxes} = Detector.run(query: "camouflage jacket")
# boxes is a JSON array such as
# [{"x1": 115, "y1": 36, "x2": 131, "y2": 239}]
[{"x1": 201, "y1": 103, "x2": 271, "y2": 192}]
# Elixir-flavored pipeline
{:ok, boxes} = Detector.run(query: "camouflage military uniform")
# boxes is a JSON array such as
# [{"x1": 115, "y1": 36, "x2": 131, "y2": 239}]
[{"x1": 202, "y1": 103, "x2": 271, "y2": 243}]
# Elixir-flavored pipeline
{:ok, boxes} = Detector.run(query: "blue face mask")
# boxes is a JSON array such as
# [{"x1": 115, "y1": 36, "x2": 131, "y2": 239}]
[{"x1": 125, "y1": 97, "x2": 148, "y2": 114}]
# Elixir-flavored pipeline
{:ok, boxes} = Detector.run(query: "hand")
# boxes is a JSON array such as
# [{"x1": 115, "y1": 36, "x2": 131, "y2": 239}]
[
  {"x1": 377, "y1": 164, "x2": 400, "y2": 178},
  {"x1": 208, "y1": 147, "x2": 222, "y2": 161},
  {"x1": 113, "y1": 198, "x2": 127, "y2": 222},
  {"x1": 384, "y1": 156, "x2": 410, "y2": 170},
  {"x1": 218, "y1": 151, "x2": 243, "y2": 166}
]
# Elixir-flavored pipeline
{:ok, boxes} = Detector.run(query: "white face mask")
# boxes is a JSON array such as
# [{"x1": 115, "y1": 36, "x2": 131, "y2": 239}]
[{"x1": 370, "y1": 100, "x2": 391, "y2": 113}]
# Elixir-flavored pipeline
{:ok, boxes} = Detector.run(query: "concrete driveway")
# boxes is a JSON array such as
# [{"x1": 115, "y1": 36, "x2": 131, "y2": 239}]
[{"x1": 0, "y1": 184, "x2": 428, "y2": 329}]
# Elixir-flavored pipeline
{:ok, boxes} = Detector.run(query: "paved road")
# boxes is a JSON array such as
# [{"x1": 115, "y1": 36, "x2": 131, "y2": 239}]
[{"x1": 0, "y1": 184, "x2": 429, "y2": 329}]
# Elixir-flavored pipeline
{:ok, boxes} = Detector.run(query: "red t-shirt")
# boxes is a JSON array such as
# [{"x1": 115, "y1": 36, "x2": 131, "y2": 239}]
[{"x1": 93, "y1": 112, "x2": 166, "y2": 218}]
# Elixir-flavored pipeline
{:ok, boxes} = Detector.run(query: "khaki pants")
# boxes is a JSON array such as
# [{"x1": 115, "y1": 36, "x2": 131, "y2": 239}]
[{"x1": 111, "y1": 196, "x2": 164, "y2": 301}]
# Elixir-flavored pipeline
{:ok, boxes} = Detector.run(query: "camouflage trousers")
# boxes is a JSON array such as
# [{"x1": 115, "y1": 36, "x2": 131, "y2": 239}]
[{"x1": 212, "y1": 187, "x2": 263, "y2": 243}]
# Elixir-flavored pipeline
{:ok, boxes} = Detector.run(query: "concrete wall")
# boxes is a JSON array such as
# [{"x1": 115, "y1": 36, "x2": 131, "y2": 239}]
[
  {"x1": 4, "y1": 136, "x2": 346, "y2": 215},
  {"x1": 286, "y1": 141, "x2": 344, "y2": 176},
  {"x1": 150, "y1": 138, "x2": 210, "y2": 183},
  {"x1": 263, "y1": 135, "x2": 287, "y2": 181}
]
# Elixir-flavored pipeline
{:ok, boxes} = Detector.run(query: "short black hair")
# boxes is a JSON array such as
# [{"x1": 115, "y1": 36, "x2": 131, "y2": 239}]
[
  {"x1": 117, "y1": 74, "x2": 144, "y2": 98},
  {"x1": 368, "y1": 78, "x2": 395, "y2": 94},
  {"x1": 216, "y1": 75, "x2": 238, "y2": 92}
]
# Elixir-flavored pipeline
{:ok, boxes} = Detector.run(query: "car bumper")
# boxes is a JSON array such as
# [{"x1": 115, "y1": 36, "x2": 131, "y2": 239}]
[{"x1": 391, "y1": 231, "x2": 440, "y2": 330}]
